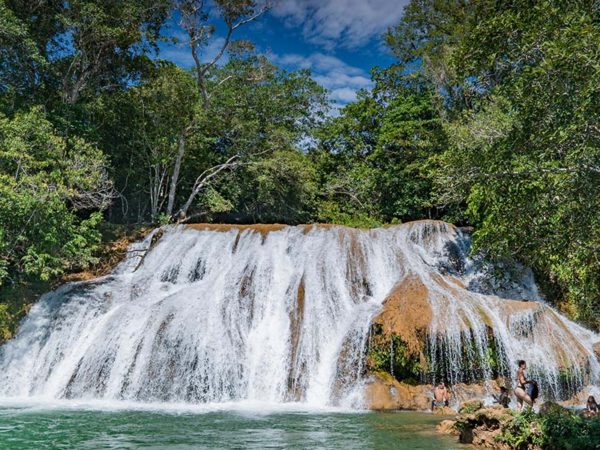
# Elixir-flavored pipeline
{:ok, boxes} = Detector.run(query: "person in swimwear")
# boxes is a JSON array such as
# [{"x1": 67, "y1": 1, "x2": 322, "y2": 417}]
[
  {"x1": 432, "y1": 381, "x2": 450, "y2": 409},
  {"x1": 514, "y1": 360, "x2": 533, "y2": 411}
]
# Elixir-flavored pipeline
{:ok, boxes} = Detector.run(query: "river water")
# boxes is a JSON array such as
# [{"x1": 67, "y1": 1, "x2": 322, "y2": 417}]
[{"x1": 0, "y1": 401, "x2": 466, "y2": 449}]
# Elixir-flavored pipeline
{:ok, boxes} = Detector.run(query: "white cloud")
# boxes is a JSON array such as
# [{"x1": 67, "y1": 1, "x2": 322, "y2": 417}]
[
  {"x1": 313, "y1": 72, "x2": 371, "y2": 90},
  {"x1": 331, "y1": 87, "x2": 359, "y2": 103},
  {"x1": 272, "y1": 0, "x2": 409, "y2": 49},
  {"x1": 271, "y1": 51, "x2": 372, "y2": 107}
]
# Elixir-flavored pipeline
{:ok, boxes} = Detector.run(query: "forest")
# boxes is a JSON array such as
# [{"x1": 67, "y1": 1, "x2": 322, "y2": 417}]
[{"x1": 0, "y1": 0, "x2": 599, "y2": 338}]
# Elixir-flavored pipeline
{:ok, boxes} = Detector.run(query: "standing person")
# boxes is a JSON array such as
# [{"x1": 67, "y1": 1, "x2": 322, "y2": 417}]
[
  {"x1": 514, "y1": 360, "x2": 533, "y2": 411},
  {"x1": 431, "y1": 381, "x2": 450, "y2": 410}
]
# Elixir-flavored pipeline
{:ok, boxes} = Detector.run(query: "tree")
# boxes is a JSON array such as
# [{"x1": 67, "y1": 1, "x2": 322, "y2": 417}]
[
  {"x1": 172, "y1": 53, "x2": 327, "y2": 223},
  {"x1": 0, "y1": 0, "x2": 45, "y2": 108},
  {"x1": 126, "y1": 64, "x2": 199, "y2": 222},
  {"x1": 390, "y1": 0, "x2": 600, "y2": 327},
  {"x1": 160, "y1": 0, "x2": 270, "y2": 222},
  {"x1": 2, "y1": 0, "x2": 171, "y2": 106},
  {"x1": 0, "y1": 107, "x2": 113, "y2": 284},
  {"x1": 313, "y1": 77, "x2": 447, "y2": 225}
]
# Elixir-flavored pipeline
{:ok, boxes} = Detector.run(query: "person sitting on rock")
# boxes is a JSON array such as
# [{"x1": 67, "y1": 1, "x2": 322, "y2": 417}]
[
  {"x1": 431, "y1": 381, "x2": 450, "y2": 409},
  {"x1": 514, "y1": 360, "x2": 534, "y2": 411},
  {"x1": 493, "y1": 386, "x2": 510, "y2": 408},
  {"x1": 587, "y1": 395, "x2": 599, "y2": 415}
]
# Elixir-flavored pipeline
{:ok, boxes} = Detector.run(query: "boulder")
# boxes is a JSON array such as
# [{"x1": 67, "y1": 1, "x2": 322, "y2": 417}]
[
  {"x1": 436, "y1": 419, "x2": 457, "y2": 435},
  {"x1": 539, "y1": 401, "x2": 568, "y2": 415},
  {"x1": 593, "y1": 341, "x2": 600, "y2": 361},
  {"x1": 371, "y1": 275, "x2": 432, "y2": 354},
  {"x1": 364, "y1": 373, "x2": 432, "y2": 410},
  {"x1": 452, "y1": 407, "x2": 515, "y2": 448}
]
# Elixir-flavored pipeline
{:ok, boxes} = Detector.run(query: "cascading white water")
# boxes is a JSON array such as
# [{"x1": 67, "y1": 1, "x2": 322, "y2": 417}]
[
  {"x1": 0, "y1": 221, "x2": 598, "y2": 407},
  {"x1": 391, "y1": 222, "x2": 600, "y2": 401}
]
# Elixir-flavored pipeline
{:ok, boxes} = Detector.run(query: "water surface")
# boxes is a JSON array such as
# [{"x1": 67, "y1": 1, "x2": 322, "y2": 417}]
[{"x1": 0, "y1": 401, "x2": 466, "y2": 449}]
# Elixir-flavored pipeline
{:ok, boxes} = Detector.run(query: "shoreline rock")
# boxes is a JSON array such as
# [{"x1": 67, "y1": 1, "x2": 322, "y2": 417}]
[
  {"x1": 364, "y1": 372, "x2": 500, "y2": 411},
  {"x1": 435, "y1": 404, "x2": 529, "y2": 449}
]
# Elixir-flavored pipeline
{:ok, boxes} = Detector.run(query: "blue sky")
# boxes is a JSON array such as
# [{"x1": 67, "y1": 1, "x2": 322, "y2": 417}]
[{"x1": 158, "y1": 0, "x2": 409, "y2": 107}]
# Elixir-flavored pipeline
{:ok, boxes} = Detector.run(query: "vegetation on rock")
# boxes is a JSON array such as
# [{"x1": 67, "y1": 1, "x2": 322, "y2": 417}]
[
  {"x1": 366, "y1": 327, "x2": 423, "y2": 384},
  {"x1": 442, "y1": 402, "x2": 600, "y2": 450}
]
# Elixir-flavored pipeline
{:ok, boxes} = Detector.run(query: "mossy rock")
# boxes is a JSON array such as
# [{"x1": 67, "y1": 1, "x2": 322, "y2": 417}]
[
  {"x1": 538, "y1": 401, "x2": 568, "y2": 416},
  {"x1": 459, "y1": 400, "x2": 483, "y2": 414}
]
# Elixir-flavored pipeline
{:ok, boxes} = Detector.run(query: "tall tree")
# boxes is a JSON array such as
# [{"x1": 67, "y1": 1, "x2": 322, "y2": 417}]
[
  {"x1": 2, "y1": 0, "x2": 171, "y2": 106},
  {"x1": 313, "y1": 75, "x2": 447, "y2": 226},
  {"x1": 163, "y1": 0, "x2": 270, "y2": 222},
  {"x1": 388, "y1": 0, "x2": 600, "y2": 327},
  {"x1": 0, "y1": 107, "x2": 113, "y2": 284}
]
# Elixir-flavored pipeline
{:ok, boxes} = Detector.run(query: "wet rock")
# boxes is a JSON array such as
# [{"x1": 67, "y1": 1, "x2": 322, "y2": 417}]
[
  {"x1": 436, "y1": 419, "x2": 457, "y2": 434},
  {"x1": 432, "y1": 406, "x2": 455, "y2": 415},
  {"x1": 593, "y1": 341, "x2": 600, "y2": 360},
  {"x1": 459, "y1": 400, "x2": 483, "y2": 414},
  {"x1": 365, "y1": 374, "x2": 496, "y2": 412},
  {"x1": 365, "y1": 373, "x2": 431, "y2": 410},
  {"x1": 454, "y1": 381, "x2": 499, "y2": 405},
  {"x1": 452, "y1": 407, "x2": 514, "y2": 448}
]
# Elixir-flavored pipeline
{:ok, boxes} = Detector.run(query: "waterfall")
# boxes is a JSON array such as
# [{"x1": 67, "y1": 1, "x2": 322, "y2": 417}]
[{"x1": 0, "y1": 221, "x2": 598, "y2": 407}]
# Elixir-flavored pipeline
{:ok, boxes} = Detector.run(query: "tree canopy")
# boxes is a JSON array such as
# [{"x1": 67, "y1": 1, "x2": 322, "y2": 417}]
[{"x1": 0, "y1": 0, "x2": 599, "y2": 336}]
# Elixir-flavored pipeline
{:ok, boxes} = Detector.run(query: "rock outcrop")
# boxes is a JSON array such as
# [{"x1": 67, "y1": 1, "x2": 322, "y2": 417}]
[
  {"x1": 593, "y1": 341, "x2": 600, "y2": 361},
  {"x1": 365, "y1": 373, "x2": 432, "y2": 410},
  {"x1": 437, "y1": 405, "x2": 521, "y2": 449},
  {"x1": 365, "y1": 221, "x2": 599, "y2": 405},
  {"x1": 364, "y1": 372, "x2": 500, "y2": 411},
  {"x1": 371, "y1": 275, "x2": 432, "y2": 355}
]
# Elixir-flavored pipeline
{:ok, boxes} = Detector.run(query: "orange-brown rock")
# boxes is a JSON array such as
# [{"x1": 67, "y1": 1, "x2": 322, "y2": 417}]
[
  {"x1": 593, "y1": 342, "x2": 600, "y2": 361},
  {"x1": 436, "y1": 419, "x2": 458, "y2": 435},
  {"x1": 432, "y1": 406, "x2": 456, "y2": 415},
  {"x1": 454, "y1": 381, "x2": 500, "y2": 407},
  {"x1": 185, "y1": 223, "x2": 364, "y2": 236},
  {"x1": 365, "y1": 373, "x2": 506, "y2": 412},
  {"x1": 371, "y1": 275, "x2": 432, "y2": 355},
  {"x1": 365, "y1": 373, "x2": 432, "y2": 410}
]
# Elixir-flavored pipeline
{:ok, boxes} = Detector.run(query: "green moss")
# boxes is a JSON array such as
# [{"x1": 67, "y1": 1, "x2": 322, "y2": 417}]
[
  {"x1": 367, "y1": 323, "x2": 512, "y2": 386},
  {"x1": 366, "y1": 327, "x2": 422, "y2": 384},
  {"x1": 424, "y1": 331, "x2": 506, "y2": 384}
]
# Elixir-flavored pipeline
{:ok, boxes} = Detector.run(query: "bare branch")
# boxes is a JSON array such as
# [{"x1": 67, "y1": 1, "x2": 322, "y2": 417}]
[{"x1": 175, "y1": 154, "x2": 241, "y2": 221}]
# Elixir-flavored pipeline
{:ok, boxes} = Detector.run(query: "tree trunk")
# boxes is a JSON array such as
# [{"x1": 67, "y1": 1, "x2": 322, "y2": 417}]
[
  {"x1": 167, "y1": 131, "x2": 186, "y2": 217},
  {"x1": 176, "y1": 154, "x2": 240, "y2": 221}
]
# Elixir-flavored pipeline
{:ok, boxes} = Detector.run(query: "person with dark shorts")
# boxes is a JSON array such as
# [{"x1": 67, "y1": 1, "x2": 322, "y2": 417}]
[
  {"x1": 514, "y1": 360, "x2": 535, "y2": 411},
  {"x1": 432, "y1": 381, "x2": 449, "y2": 409}
]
